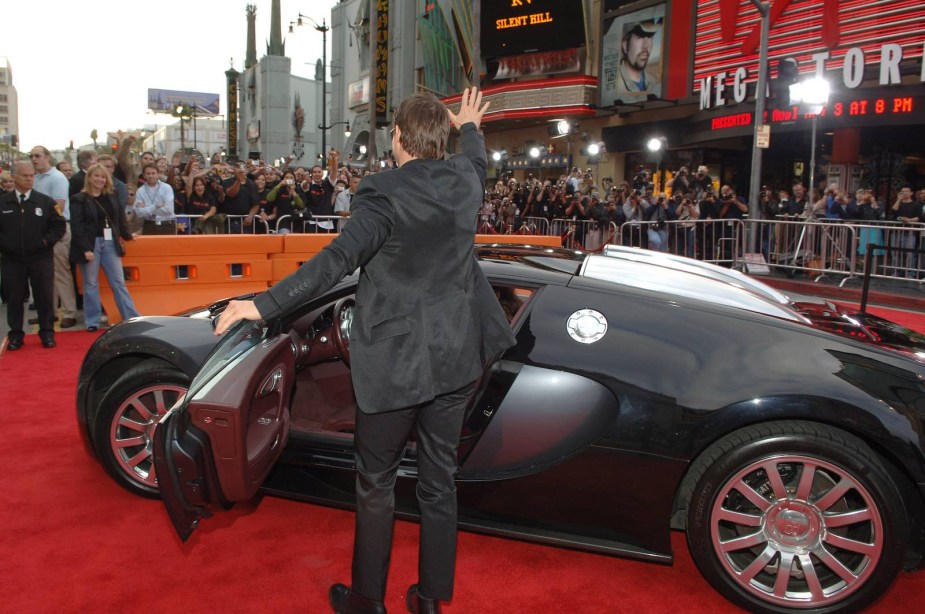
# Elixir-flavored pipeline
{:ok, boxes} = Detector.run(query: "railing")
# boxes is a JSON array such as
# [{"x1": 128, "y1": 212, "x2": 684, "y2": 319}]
[{"x1": 153, "y1": 208, "x2": 925, "y2": 286}]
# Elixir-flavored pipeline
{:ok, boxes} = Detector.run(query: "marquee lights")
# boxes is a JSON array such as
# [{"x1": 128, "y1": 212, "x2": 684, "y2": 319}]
[
  {"x1": 693, "y1": 0, "x2": 925, "y2": 105},
  {"x1": 709, "y1": 95, "x2": 919, "y2": 131}
]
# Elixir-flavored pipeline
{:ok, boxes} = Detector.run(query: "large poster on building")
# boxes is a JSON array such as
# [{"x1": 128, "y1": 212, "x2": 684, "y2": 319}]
[{"x1": 600, "y1": 4, "x2": 666, "y2": 107}]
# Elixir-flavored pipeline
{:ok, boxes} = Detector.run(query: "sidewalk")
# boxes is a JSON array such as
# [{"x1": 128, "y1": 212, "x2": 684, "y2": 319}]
[{"x1": 0, "y1": 301, "x2": 89, "y2": 342}]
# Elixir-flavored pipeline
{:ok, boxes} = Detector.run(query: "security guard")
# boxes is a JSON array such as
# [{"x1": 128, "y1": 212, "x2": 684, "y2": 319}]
[{"x1": 0, "y1": 160, "x2": 66, "y2": 350}]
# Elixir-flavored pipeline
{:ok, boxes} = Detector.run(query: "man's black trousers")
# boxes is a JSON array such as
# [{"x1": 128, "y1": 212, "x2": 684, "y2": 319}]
[
  {"x1": 351, "y1": 382, "x2": 475, "y2": 602},
  {"x1": 2, "y1": 256, "x2": 55, "y2": 342}
]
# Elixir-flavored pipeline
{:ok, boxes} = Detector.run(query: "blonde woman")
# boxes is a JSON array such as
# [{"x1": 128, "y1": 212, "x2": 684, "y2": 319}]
[{"x1": 69, "y1": 163, "x2": 140, "y2": 331}]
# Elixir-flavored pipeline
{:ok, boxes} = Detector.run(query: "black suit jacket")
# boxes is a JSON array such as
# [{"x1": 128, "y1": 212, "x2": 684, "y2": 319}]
[
  {"x1": 69, "y1": 170, "x2": 87, "y2": 198},
  {"x1": 69, "y1": 192, "x2": 134, "y2": 263},
  {"x1": 255, "y1": 123, "x2": 515, "y2": 413}
]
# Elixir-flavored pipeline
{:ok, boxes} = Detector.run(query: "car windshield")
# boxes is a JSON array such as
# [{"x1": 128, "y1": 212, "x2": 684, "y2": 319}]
[{"x1": 186, "y1": 320, "x2": 269, "y2": 400}]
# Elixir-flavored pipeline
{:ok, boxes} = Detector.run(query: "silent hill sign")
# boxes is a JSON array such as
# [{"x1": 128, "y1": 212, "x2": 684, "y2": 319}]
[{"x1": 481, "y1": 0, "x2": 586, "y2": 58}]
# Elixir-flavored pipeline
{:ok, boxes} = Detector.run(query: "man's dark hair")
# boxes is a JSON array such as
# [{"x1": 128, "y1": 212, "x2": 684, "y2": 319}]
[
  {"x1": 76, "y1": 150, "x2": 97, "y2": 170},
  {"x1": 142, "y1": 163, "x2": 159, "y2": 174},
  {"x1": 394, "y1": 92, "x2": 450, "y2": 160}
]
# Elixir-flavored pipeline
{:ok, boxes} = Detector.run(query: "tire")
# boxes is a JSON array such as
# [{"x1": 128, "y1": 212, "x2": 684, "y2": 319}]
[
  {"x1": 686, "y1": 421, "x2": 908, "y2": 613},
  {"x1": 93, "y1": 359, "x2": 190, "y2": 499}
]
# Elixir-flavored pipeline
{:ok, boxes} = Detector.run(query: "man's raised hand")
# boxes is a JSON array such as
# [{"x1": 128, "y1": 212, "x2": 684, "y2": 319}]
[{"x1": 448, "y1": 87, "x2": 490, "y2": 131}]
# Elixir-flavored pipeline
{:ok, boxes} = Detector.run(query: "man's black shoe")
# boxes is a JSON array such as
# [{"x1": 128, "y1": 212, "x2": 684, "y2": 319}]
[
  {"x1": 329, "y1": 583, "x2": 386, "y2": 614},
  {"x1": 42, "y1": 338, "x2": 56, "y2": 348},
  {"x1": 7, "y1": 339, "x2": 23, "y2": 351},
  {"x1": 405, "y1": 585, "x2": 441, "y2": 614}
]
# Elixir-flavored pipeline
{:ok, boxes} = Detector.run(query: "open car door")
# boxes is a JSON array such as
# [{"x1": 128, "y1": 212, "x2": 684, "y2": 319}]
[{"x1": 153, "y1": 320, "x2": 295, "y2": 541}]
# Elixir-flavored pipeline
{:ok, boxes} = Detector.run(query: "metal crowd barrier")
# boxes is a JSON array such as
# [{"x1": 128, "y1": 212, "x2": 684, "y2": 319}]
[{"x1": 273, "y1": 214, "x2": 343, "y2": 234}]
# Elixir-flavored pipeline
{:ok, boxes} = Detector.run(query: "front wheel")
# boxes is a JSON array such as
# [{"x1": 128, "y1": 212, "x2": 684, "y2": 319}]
[
  {"x1": 687, "y1": 421, "x2": 908, "y2": 613},
  {"x1": 93, "y1": 359, "x2": 190, "y2": 498}
]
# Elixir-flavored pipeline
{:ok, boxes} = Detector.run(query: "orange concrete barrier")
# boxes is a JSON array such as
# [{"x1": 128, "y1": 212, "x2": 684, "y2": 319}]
[
  {"x1": 100, "y1": 233, "x2": 562, "y2": 322},
  {"x1": 98, "y1": 235, "x2": 281, "y2": 324},
  {"x1": 270, "y1": 234, "x2": 337, "y2": 283}
]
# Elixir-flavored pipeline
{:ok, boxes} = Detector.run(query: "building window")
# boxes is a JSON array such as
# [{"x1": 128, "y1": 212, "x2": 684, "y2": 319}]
[
  {"x1": 0, "y1": 94, "x2": 6, "y2": 102},
  {"x1": 0, "y1": 116, "x2": 8, "y2": 124},
  {"x1": 0, "y1": 106, "x2": 7, "y2": 113}
]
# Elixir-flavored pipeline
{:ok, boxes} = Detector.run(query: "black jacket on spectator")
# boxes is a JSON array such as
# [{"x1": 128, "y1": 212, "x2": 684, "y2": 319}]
[
  {"x1": 0, "y1": 190, "x2": 66, "y2": 262},
  {"x1": 69, "y1": 192, "x2": 134, "y2": 263},
  {"x1": 221, "y1": 177, "x2": 258, "y2": 215}
]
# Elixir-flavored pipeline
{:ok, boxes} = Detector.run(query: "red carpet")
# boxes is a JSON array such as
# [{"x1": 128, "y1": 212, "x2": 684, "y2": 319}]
[{"x1": 1, "y1": 327, "x2": 924, "y2": 612}]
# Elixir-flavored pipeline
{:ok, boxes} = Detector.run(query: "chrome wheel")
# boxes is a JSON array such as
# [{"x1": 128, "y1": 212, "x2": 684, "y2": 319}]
[
  {"x1": 109, "y1": 383, "x2": 187, "y2": 490},
  {"x1": 711, "y1": 454, "x2": 883, "y2": 609}
]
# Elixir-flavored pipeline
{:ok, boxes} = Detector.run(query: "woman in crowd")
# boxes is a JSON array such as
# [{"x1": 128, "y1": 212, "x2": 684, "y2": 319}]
[
  {"x1": 0, "y1": 170, "x2": 14, "y2": 194},
  {"x1": 253, "y1": 172, "x2": 272, "y2": 233},
  {"x1": 266, "y1": 170, "x2": 305, "y2": 234},
  {"x1": 187, "y1": 176, "x2": 222, "y2": 234},
  {"x1": 855, "y1": 189, "x2": 886, "y2": 261},
  {"x1": 69, "y1": 163, "x2": 140, "y2": 332}
]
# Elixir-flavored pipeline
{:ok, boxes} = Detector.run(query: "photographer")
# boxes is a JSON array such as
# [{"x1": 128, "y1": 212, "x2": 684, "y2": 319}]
[
  {"x1": 697, "y1": 189, "x2": 721, "y2": 260},
  {"x1": 647, "y1": 192, "x2": 675, "y2": 252},
  {"x1": 266, "y1": 170, "x2": 306, "y2": 234},
  {"x1": 667, "y1": 166, "x2": 690, "y2": 196},
  {"x1": 823, "y1": 183, "x2": 847, "y2": 220},
  {"x1": 688, "y1": 165, "x2": 714, "y2": 198},
  {"x1": 675, "y1": 195, "x2": 700, "y2": 257},
  {"x1": 622, "y1": 191, "x2": 650, "y2": 249}
]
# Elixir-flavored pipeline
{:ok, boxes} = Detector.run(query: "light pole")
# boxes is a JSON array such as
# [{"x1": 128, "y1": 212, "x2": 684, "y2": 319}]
[
  {"x1": 746, "y1": 0, "x2": 770, "y2": 252},
  {"x1": 318, "y1": 121, "x2": 352, "y2": 154},
  {"x1": 647, "y1": 137, "x2": 666, "y2": 193},
  {"x1": 789, "y1": 77, "x2": 831, "y2": 196},
  {"x1": 291, "y1": 14, "x2": 330, "y2": 159}
]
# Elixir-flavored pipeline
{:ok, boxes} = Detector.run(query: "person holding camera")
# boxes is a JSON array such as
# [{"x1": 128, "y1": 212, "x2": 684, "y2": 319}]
[
  {"x1": 697, "y1": 189, "x2": 721, "y2": 261},
  {"x1": 647, "y1": 192, "x2": 675, "y2": 252},
  {"x1": 221, "y1": 162, "x2": 259, "y2": 233},
  {"x1": 675, "y1": 195, "x2": 700, "y2": 257},
  {"x1": 266, "y1": 170, "x2": 306, "y2": 234},
  {"x1": 667, "y1": 166, "x2": 690, "y2": 196},
  {"x1": 622, "y1": 191, "x2": 650, "y2": 249}
]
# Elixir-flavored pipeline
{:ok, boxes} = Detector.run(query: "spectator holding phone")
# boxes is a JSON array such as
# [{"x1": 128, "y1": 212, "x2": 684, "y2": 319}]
[{"x1": 266, "y1": 170, "x2": 305, "y2": 234}]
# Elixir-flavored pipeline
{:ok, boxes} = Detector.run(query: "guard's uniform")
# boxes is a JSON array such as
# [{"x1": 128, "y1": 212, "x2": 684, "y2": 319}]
[{"x1": 0, "y1": 189, "x2": 66, "y2": 345}]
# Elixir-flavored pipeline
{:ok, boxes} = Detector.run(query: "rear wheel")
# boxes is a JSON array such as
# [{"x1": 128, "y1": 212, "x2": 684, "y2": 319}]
[
  {"x1": 687, "y1": 421, "x2": 907, "y2": 613},
  {"x1": 93, "y1": 360, "x2": 190, "y2": 498}
]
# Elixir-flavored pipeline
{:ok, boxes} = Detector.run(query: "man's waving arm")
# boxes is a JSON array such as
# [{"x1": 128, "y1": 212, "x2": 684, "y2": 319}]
[{"x1": 448, "y1": 87, "x2": 490, "y2": 186}]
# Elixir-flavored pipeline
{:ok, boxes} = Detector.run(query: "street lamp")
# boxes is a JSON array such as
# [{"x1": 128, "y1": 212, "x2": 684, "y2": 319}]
[
  {"x1": 790, "y1": 77, "x2": 831, "y2": 195},
  {"x1": 647, "y1": 136, "x2": 667, "y2": 192},
  {"x1": 291, "y1": 14, "x2": 331, "y2": 155}
]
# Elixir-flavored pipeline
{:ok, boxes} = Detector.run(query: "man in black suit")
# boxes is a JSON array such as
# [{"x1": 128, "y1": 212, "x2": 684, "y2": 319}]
[
  {"x1": 0, "y1": 160, "x2": 66, "y2": 349},
  {"x1": 215, "y1": 88, "x2": 514, "y2": 614},
  {"x1": 69, "y1": 150, "x2": 98, "y2": 197}
]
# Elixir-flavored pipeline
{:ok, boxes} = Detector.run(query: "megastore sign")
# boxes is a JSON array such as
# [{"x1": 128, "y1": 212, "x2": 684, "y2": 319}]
[{"x1": 693, "y1": 0, "x2": 925, "y2": 110}]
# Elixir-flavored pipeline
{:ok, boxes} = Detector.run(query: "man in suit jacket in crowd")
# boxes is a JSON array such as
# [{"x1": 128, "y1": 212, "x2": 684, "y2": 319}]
[{"x1": 215, "y1": 88, "x2": 515, "y2": 614}]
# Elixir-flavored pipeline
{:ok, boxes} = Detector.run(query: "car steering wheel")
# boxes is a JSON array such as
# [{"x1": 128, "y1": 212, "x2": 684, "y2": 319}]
[{"x1": 332, "y1": 297, "x2": 355, "y2": 366}]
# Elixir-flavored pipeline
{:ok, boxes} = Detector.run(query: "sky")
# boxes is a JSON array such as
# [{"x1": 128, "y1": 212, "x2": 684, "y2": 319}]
[{"x1": 4, "y1": 0, "x2": 338, "y2": 151}]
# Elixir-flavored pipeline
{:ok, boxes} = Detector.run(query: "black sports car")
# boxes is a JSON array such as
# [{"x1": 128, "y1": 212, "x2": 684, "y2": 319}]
[{"x1": 76, "y1": 245, "x2": 925, "y2": 613}]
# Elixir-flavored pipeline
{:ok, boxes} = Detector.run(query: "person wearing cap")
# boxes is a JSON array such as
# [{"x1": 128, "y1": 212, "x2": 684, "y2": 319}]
[{"x1": 617, "y1": 19, "x2": 662, "y2": 99}]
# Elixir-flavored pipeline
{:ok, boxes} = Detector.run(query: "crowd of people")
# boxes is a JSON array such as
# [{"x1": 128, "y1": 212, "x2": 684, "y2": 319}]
[
  {"x1": 0, "y1": 138, "x2": 375, "y2": 348},
  {"x1": 3, "y1": 140, "x2": 925, "y2": 349},
  {"x1": 478, "y1": 163, "x2": 925, "y2": 272}
]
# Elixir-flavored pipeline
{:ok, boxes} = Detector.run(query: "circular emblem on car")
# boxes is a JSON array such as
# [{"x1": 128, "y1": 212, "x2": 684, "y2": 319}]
[{"x1": 567, "y1": 309, "x2": 608, "y2": 344}]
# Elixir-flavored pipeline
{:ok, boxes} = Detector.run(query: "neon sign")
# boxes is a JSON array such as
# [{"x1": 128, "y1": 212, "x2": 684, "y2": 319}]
[
  {"x1": 710, "y1": 95, "x2": 919, "y2": 131},
  {"x1": 694, "y1": 0, "x2": 925, "y2": 99}
]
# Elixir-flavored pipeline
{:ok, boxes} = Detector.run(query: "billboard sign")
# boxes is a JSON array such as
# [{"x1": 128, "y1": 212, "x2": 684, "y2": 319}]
[
  {"x1": 148, "y1": 89, "x2": 221, "y2": 115},
  {"x1": 600, "y1": 4, "x2": 666, "y2": 106}
]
